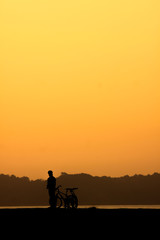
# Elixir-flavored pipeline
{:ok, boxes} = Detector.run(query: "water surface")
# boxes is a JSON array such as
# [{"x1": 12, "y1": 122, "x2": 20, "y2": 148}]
[{"x1": 1, "y1": 205, "x2": 160, "y2": 209}]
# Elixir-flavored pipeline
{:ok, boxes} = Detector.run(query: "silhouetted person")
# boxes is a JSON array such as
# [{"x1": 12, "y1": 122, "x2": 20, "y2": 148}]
[{"x1": 47, "y1": 170, "x2": 56, "y2": 208}]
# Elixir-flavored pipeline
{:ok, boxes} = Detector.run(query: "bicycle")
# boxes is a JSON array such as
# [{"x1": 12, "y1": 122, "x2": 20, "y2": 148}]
[
  {"x1": 65, "y1": 188, "x2": 78, "y2": 209},
  {"x1": 55, "y1": 185, "x2": 78, "y2": 209}
]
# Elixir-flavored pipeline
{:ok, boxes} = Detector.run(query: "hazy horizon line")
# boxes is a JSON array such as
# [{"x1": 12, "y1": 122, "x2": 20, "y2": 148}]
[{"x1": 1, "y1": 171, "x2": 159, "y2": 182}]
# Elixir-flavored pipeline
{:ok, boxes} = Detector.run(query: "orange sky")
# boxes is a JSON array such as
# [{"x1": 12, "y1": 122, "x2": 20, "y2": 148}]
[{"x1": 0, "y1": 0, "x2": 160, "y2": 180}]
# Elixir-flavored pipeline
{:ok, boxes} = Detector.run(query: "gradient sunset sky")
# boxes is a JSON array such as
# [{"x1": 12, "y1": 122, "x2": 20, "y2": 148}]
[{"x1": 0, "y1": 0, "x2": 160, "y2": 180}]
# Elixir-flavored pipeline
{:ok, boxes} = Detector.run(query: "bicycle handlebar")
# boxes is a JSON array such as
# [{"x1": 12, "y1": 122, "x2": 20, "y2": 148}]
[{"x1": 56, "y1": 185, "x2": 62, "y2": 190}]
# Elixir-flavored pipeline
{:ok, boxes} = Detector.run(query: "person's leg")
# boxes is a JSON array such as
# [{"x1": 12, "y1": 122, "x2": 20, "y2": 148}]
[
  {"x1": 49, "y1": 191, "x2": 56, "y2": 208},
  {"x1": 53, "y1": 193, "x2": 56, "y2": 208}
]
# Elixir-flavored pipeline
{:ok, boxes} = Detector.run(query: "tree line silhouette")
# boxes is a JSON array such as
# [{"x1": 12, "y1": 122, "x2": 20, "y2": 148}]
[{"x1": 0, "y1": 172, "x2": 160, "y2": 206}]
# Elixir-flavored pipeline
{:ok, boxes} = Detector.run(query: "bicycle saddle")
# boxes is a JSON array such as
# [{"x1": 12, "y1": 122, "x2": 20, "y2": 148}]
[{"x1": 66, "y1": 188, "x2": 78, "y2": 191}]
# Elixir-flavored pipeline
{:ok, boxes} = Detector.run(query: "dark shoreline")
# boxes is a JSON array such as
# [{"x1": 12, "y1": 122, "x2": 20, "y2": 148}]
[
  {"x1": 1, "y1": 207, "x2": 160, "y2": 222},
  {"x1": 1, "y1": 208, "x2": 159, "y2": 237}
]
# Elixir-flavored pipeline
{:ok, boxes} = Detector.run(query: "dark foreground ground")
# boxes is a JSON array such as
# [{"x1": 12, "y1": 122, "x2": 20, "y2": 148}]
[{"x1": 1, "y1": 208, "x2": 160, "y2": 237}]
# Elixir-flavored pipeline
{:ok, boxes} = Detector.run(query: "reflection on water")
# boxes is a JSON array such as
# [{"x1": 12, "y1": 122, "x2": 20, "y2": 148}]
[
  {"x1": 1, "y1": 205, "x2": 160, "y2": 209},
  {"x1": 80, "y1": 205, "x2": 160, "y2": 209},
  {"x1": 0, "y1": 206, "x2": 49, "y2": 209}
]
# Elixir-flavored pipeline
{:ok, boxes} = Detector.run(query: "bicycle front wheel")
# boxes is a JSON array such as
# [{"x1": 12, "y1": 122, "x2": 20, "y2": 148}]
[{"x1": 56, "y1": 196, "x2": 62, "y2": 208}]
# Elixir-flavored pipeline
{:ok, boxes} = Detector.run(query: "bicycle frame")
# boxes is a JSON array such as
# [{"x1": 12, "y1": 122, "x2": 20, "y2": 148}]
[
  {"x1": 55, "y1": 186, "x2": 70, "y2": 208},
  {"x1": 55, "y1": 185, "x2": 78, "y2": 208}
]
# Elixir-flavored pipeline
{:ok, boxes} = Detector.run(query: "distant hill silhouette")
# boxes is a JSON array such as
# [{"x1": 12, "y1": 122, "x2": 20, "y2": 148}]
[{"x1": 0, "y1": 172, "x2": 160, "y2": 206}]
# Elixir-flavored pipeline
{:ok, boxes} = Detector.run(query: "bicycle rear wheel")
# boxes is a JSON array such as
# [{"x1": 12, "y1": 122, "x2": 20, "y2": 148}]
[
  {"x1": 74, "y1": 196, "x2": 78, "y2": 208},
  {"x1": 67, "y1": 195, "x2": 78, "y2": 209},
  {"x1": 56, "y1": 196, "x2": 62, "y2": 208}
]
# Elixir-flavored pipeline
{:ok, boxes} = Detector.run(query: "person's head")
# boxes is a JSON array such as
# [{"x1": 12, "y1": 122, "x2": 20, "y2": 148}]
[{"x1": 48, "y1": 170, "x2": 53, "y2": 177}]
